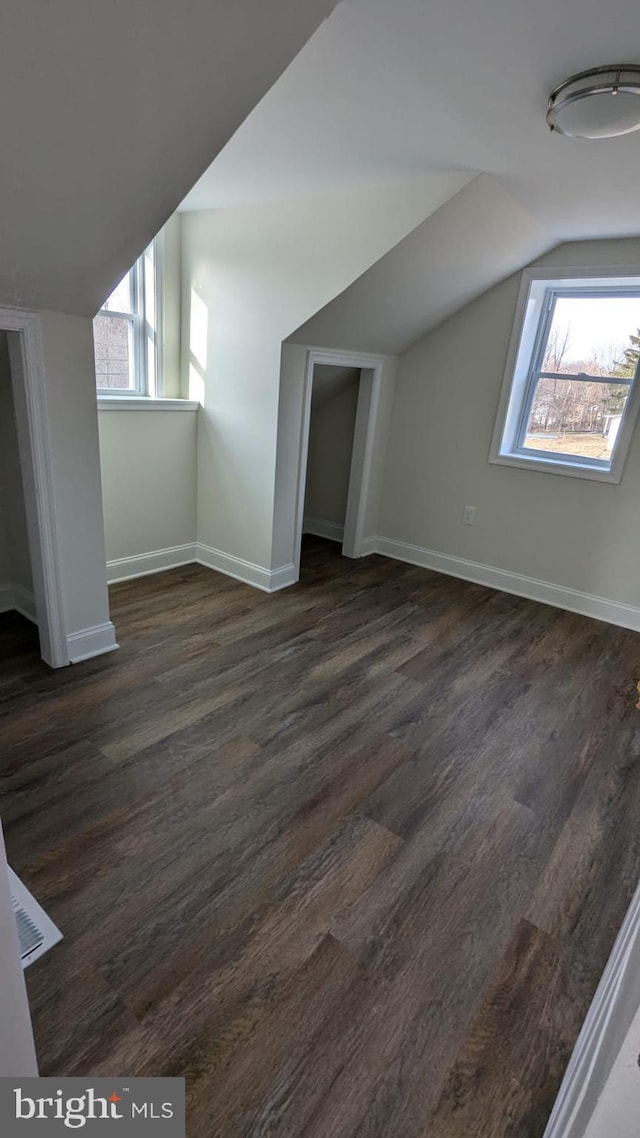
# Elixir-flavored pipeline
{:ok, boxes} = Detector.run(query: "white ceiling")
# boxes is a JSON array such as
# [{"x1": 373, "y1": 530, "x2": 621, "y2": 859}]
[
  {"x1": 311, "y1": 364, "x2": 360, "y2": 405},
  {"x1": 0, "y1": 0, "x2": 336, "y2": 315},
  {"x1": 182, "y1": 0, "x2": 640, "y2": 242},
  {"x1": 291, "y1": 175, "x2": 553, "y2": 354}
]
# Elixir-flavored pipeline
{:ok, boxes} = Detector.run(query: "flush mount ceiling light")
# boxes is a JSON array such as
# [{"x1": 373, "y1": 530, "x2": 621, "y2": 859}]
[{"x1": 546, "y1": 65, "x2": 640, "y2": 138}]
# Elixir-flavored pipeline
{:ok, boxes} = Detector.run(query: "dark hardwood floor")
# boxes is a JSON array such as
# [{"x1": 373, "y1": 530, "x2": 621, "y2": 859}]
[{"x1": 1, "y1": 536, "x2": 640, "y2": 1137}]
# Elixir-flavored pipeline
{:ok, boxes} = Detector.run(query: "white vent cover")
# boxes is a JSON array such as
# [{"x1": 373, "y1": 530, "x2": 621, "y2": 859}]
[{"x1": 9, "y1": 867, "x2": 62, "y2": 968}]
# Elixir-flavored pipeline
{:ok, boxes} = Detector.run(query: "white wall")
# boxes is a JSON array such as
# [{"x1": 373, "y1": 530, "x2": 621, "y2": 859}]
[
  {"x1": 37, "y1": 311, "x2": 113, "y2": 642},
  {"x1": 0, "y1": 481, "x2": 8, "y2": 591},
  {"x1": 0, "y1": 397, "x2": 10, "y2": 589},
  {"x1": 379, "y1": 239, "x2": 640, "y2": 612},
  {"x1": 96, "y1": 217, "x2": 196, "y2": 574},
  {"x1": 361, "y1": 354, "x2": 398, "y2": 541},
  {"x1": 304, "y1": 366, "x2": 359, "y2": 529},
  {"x1": 272, "y1": 343, "x2": 308, "y2": 572},
  {"x1": 0, "y1": 332, "x2": 33, "y2": 601},
  {"x1": 0, "y1": 338, "x2": 16, "y2": 590},
  {"x1": 159, "y1": 215, "x2": 183, "y2": 399},
  {"x1": 98, "y1": 409, "x2": 197, "y2": 563},
  {"x1": 181, "y1": 173, "x2": 471, "y2": 572},
  {"x1": 291, "y1": 174, "x2": 551, "y2": 356}
]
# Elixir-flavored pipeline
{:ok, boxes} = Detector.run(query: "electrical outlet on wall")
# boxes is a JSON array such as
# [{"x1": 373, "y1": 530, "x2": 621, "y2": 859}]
[{"x1": 462, "y1": 505, "x2": 477, "y2": 526}]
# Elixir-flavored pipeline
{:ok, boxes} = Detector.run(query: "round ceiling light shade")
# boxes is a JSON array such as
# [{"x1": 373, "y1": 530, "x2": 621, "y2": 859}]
[{"x1": 547, "y1": 65, "x2": 640, "y2": 138}]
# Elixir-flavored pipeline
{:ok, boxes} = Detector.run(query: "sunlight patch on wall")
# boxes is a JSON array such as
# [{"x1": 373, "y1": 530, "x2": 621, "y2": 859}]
[
  {"x1": 189, "y1": 362, "x2": 205, "y2": 405},
  {"x1": 189, "y1": 286, "x2": 208, "y2": 404},
  {"x1": 190, "y1": 288, "x2": 208, "y2": 371}
]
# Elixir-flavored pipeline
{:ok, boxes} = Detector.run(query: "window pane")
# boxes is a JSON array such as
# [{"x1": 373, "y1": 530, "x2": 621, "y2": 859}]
[
  {"x1": 523, "y1": 377, "x2": 630, "y2": 460},
  {"x1": 93, "y1": 315, "x2": 134, "y2": 390},
  {"x1": 101, "y1": 270, "x2": 134, "y2": 314},
  {"x1": 542, "y1": 295, "x2": 640, "y2": 377}
]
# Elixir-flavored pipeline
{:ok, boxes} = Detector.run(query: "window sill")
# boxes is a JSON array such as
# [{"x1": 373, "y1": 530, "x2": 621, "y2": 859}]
[
  {"x1": 489, "y1": 451, "x2": 620, "y2": 484},
  {"x1": 97, "y1": 397, "x2": 199, "y2": 412}
]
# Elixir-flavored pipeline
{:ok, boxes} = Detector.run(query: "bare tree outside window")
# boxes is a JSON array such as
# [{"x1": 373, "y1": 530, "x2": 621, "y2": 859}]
[
  {"x1": 542, "y1": 322, "x2": 572, "y2": 373},
  {"x1": 522, "y1": 295, "x2": 639, "y2": 461},
  {"x1": 493, "y1": 275, "x2": 640, "y2": 480}
]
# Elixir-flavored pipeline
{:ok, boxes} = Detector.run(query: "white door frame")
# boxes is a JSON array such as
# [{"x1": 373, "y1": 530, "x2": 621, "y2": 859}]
[
  {"x1": 294, "y1": 348, "x2": 384, "y2": 578},
  {"x1": 1, "y1": 309, "x2": 68, "y2": 667}
]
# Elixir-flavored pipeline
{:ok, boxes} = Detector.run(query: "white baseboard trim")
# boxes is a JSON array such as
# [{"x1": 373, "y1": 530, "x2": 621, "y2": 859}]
[
  {"x1": 303, "y1": 517, "x2": 344, "y2": 543},
  {"x1": 106, "y1": 533, "x2": 640, "y2": 625},
  {"x1": 0, "y1": 585, "x2": 37, "y2": 624},
  {"x1": 358, "y1": 536, "x2": 379, "y2": 557},
  {"x1": 0, "y1": 585, "x2": 15, "y2": 614},
  {"x1": 105, "y1": 542, "x2": 296, "y2": 595},
  {"x1": 543, "y1": 880, "x2": 640, "y2": 1138},
  {"x1": 67, "y1": 621, "x2": 119, "y2": 664},
  {"x1": 196, "y1": 542, "x2": 274, "y2": 593},
  {"x1": 196, "y1": 545, "x2": 297, "y2": 593},
  {"x1": 374, "y1": 537, "x2": 640, "y2": 633},
  {"x1": 13, "y1": 586, "x2": 37, "y2": 625},
  {"x1": 107, "y1": 544, "x2": 197, "y2": 584},
  {"x1": 269, "y1": 563, "x2": 298, "y2": 591}
]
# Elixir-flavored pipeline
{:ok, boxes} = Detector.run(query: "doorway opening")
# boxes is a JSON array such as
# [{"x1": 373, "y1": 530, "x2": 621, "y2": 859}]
[
  {"x1": 0, "y1": 312, "x2": 66, "y2": 667},
  {"x1": 0, "y1": 331, "x2": 38, "y2": 658},
  {"x1": 294, "y1": 350, "x2": 384, "y2": 577}
]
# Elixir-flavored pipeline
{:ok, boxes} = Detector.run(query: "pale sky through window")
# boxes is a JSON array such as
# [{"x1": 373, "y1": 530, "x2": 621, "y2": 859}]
[{"x1": 550, "y1": 296, "x2": 640, "y2": 369}]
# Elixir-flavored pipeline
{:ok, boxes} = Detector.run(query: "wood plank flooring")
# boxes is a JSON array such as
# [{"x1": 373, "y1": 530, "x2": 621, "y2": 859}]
[{"x1": 2, "y1": 535, "x2": 640, "y2": 1137}]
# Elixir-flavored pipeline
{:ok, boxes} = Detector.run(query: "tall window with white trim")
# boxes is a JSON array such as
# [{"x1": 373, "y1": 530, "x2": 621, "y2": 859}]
[
  {"x1": 491, "y1": 271, "x2": 640, "y2": 482},
  {"x1": 94, "y1": 242, "x2": 158, "y2": 396}
]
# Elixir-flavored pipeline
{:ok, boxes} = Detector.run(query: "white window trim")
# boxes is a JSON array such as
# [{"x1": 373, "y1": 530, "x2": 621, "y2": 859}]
[
  {"x1": 97, "y1": 397, "x2": 198, "y2": 411},
  {"x1": 490, "y1": 265, "x2": 640, "y2": 484},
  {"x1": 152, "y1": 228, "x2": 164, "y2": 398}
]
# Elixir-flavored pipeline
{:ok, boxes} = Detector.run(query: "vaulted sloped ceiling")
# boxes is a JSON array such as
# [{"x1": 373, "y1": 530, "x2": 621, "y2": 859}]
[
  {"x1": 289, "y1": 175, "x2": 555, "y2": 355},
  {"x1": 182, "y1": 0, "x2": 640, "y2": 356},
  {"x1": 0, "y1": 0, "x2": 336, "y2": 316},
  {"x1": 183, "y1": 0, "x2": 640, "y2": 236}
]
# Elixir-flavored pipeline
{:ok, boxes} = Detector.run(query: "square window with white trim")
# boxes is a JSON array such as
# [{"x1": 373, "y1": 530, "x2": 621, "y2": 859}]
[
  {"x1": 490, "y1": 270, "x2": 640, "y2": 482},
  {"x1": 93, "y1": 241, "x2": 159, "y2": 397}
]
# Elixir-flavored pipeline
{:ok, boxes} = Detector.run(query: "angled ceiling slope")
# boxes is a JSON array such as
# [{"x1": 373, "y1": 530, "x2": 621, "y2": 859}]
[
  {"x1": 290, "y1": 175, "x2": 556, "y2": 356},
  {"x1": 0, "y1": 0, "x2": 336, "y2": 316},
  {"x1": 312, "y1": 365, "x2": 360, "y2": 407},
  {"x1": 177, "y1": 0, "x2": 640, "y2": 241}
]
